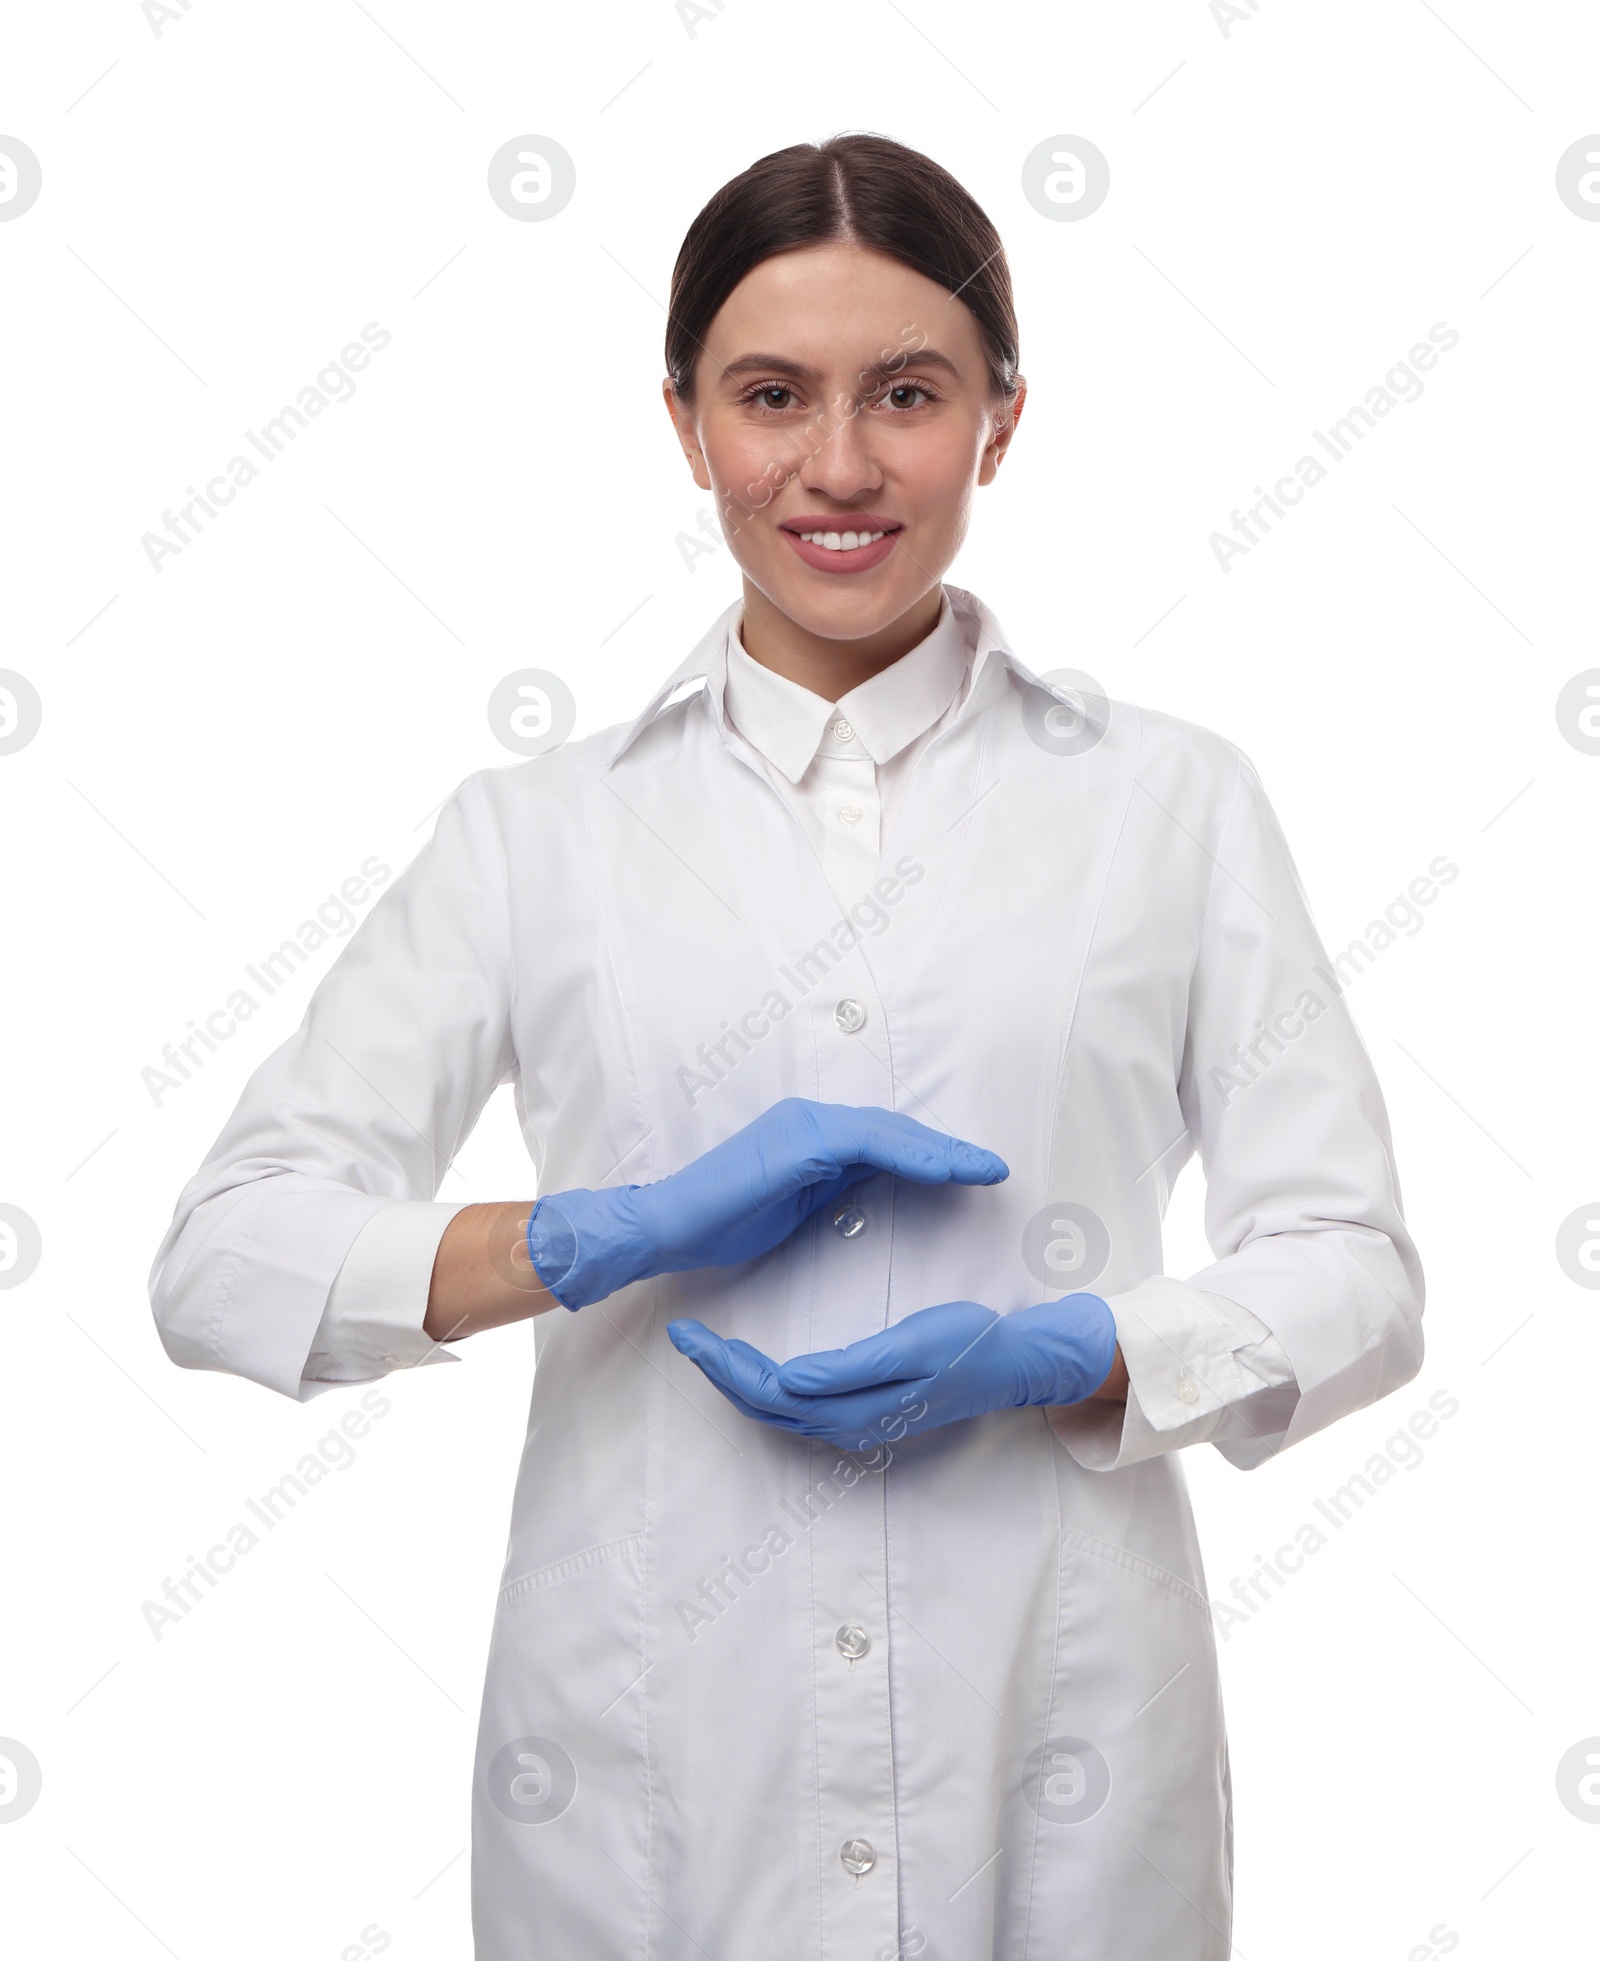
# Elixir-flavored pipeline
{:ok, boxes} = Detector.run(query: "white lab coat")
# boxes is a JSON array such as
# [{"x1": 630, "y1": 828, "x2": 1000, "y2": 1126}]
[{"x1": 150, "y1": 584, "x2": 1423, "y2": 1959}]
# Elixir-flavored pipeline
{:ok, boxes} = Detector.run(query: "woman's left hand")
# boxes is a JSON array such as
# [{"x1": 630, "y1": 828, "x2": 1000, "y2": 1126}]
[{"x1": 667, "y1": 1293, "x2": 1118, "y2": 1452}]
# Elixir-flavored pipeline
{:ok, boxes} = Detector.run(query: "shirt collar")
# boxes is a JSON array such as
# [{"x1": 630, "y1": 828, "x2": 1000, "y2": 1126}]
[
  {"x1": 723, "y1": 586, "x2": 970, "y2": 783},
  {"x1": 607, "y1": 584, "x2": 1078, "y2": 769}
]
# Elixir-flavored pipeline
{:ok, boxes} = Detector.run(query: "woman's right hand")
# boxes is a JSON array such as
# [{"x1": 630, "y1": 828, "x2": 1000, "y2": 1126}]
[{"x1": 525, "y1": 1097, "x2": 1008, "y2": 1311}]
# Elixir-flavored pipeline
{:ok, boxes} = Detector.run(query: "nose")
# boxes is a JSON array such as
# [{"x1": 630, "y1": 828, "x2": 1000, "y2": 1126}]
[{"x1": 795, "y1": 394, "x2": 883, "y2": 505}]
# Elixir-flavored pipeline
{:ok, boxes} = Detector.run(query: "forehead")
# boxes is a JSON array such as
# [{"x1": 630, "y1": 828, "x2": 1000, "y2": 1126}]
[{"x1": 702, "y1": 241, "x2": 986, "y2": 372}]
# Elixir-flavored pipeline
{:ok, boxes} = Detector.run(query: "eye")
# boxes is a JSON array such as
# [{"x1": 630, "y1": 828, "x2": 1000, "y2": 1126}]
[
  {"x1": 874, "y1": 380, "x2": 939, "y2": 412},
  {"x1": 738, "y1": 382, "x2": 801, "y2": 414}
]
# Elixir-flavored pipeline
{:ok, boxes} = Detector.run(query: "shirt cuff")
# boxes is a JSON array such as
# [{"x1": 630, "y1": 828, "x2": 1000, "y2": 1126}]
[
  {"x1": 301, "y1": 1200, "x2": 469, "y2": 1391},
  {"x1": 1045, "y1": 1276, "x2": 1300, "y2": 1472}
]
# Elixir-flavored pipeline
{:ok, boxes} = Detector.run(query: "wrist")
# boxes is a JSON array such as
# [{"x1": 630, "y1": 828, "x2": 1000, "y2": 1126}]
[
  {"x1": 1004, "y1": 1293, "x2": 1119, "y2": 1408},
  {"x1": 1089, "y1": 1342, "x2": 1128, "y2": 1402},
  {"x1": 526, "y1": 1184, "x2": 650, "y2": 1309},
  {"x1": 425, "y1": 1200, "x2": 554, "y2": 1343}
]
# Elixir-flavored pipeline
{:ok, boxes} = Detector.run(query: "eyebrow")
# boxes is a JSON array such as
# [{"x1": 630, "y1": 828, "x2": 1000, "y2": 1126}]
[{"x1": 717, "y1": 347, "x2": 965, "y2": 387}]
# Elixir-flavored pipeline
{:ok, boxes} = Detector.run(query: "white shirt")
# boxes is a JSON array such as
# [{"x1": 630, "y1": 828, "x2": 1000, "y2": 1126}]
[
  {"x1": 722, "y1": 588, "x2": 973, "y2": 908},
  {"x1": 150, "y1": 583, "x2": 1423, "y2": 1959},
  {"x1": 308, "y1": 588, "x2": 1300, "y2": 1468}
]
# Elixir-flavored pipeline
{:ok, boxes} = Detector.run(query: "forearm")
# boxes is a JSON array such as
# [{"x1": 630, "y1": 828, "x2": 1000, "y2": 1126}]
[
  {"x1": 1087, "y1": 1343, "x2": 1128, "y2": 1403},
  {"x1": 423, "y1": 1200, "x2": 555, "y2": 1343},
  {"x1": 420, "y1": 1183, "x2": 1126, "y2": 1403}
]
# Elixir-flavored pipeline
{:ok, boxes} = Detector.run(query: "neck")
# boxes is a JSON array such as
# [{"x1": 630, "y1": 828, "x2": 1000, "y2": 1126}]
[{"x1": 737, "y1": 580, "x2": 944, "y2": 700}]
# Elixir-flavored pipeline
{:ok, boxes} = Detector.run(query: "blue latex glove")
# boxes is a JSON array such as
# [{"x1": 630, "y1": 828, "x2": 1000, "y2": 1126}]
[
  {"x1": 526, "y1": 1098, "x2": 1008, "y2": 1310},
  {"x1": 667, "y1": 1293, "x2": 1118, "y2": 1452}
]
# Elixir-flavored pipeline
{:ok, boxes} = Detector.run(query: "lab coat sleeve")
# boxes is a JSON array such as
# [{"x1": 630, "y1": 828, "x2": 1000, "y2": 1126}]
[
  {"x1": 1049, "y1": 1282, "x2": 1300, "y2": 1472},
  {"x1": 147, "y1": 772, "x2": 518, "y2": 1402},
  {"x1": 301, "y1": 1198, "x2": 471, "y2": 1390},
  {"x1": 1050, "y1": 746, "x2": 1424, "y2": 1472}
]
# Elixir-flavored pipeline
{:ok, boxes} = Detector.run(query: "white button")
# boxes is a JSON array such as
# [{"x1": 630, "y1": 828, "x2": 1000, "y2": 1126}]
[
  {"x1": 840, "y1": 1838, "x2": 876, "y2": 1876},
  {"x1": 1175, "y1": 1373, "x2": 1200, "y2": 1404},
  {"x1": 831, "y1": 718, "x2": 855, "y2": 741},
  {"x1": 837, "y1": 803, "x2": 864, "y2": 826},
  {"x1": 832, "y1": 1204, "x2": 867, "y2": 1239},
  {"x1": 833, "y1": 998, "x2": 867, "y2": 1033},
  {"x1": 835, "y1": 1623, "x2": 871, "y2": 1660}
]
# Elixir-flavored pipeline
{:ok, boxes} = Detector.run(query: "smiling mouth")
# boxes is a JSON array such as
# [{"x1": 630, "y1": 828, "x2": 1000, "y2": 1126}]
[{"x1": 779, "y1": 519, "x2": 904, "y2": 555}]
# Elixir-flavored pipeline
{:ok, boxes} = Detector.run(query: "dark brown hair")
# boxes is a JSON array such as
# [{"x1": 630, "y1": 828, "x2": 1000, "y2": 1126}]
[{"x1": 665, "y1": 133, "x2": 1019, "y2": 406}]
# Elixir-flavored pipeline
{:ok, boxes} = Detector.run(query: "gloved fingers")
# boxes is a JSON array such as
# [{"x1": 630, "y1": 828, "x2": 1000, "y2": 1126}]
[
  {"x1": 735, "y1": 1100, "x2": 1005, "y2": 1197},
  {"x1": 789, "y1": 1153, "x2": 990, "y2": 1236},
  {"x1": 788, "y1": 1164, "x2": 877, "y2": 1230},
  {"x1": 777, "y1": 1326, "x2": 924, "y2": 1395},
  {"x1": 668, "y1": 1321, "x2": 809, "y2": 1420},
  {"x1": 809, "y1": 1104, "x2": 1008, "y2": 1188},
  {"x1": 713, "y1": 1335, "x2": 804, "y2": 1410},
  {"x1": 695, "y1": 1370, "x2": 925, "y2": 1453},
  {"x1": 787, "y1": 1381, "x2": 935, "y2": 1453},
  {"x1": 667, "y1": 1320, "x2": 920, "y2": 1448},
  {"x1": 776, "y1": 1300, "x2": 999, "y2": 1395},
  {"x1": 692, "y1": 1367, "x2": 807, "y2": 1433}
]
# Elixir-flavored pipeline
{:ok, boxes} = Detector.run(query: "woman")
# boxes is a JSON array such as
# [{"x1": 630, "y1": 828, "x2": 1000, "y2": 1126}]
[{"x1": 150, "y1": 134, "x2": 1424, "y2": 1959}]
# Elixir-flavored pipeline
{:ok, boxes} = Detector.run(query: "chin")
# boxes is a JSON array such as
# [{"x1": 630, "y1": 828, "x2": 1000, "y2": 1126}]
[{"x1": 759, "y1": 566, "x2": 924, "y2": 639}]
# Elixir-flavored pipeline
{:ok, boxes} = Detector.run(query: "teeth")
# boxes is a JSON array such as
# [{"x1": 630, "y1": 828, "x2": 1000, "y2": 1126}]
[{"x1": 798, "y1": 528, "x2": 888, "y2": 551}]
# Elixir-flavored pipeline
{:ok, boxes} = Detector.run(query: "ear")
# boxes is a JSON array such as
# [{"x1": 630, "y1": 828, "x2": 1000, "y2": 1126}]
[
  {"x1": 663, "y1": 377, "x2": 712, "y2": 490},
  {"x1": 978, "y1": 375, "x2": 1026, "y2": 486}
]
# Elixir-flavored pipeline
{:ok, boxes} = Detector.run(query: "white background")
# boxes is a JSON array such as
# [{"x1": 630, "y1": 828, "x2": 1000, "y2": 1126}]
[{"x1": 3, "y1": 1, "x2": 1598, "y2": 1955}]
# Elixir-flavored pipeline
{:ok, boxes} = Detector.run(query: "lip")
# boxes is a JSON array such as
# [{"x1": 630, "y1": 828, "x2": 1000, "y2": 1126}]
[{"x1": 778, "y1": 515, "x2": 903, "y2": 576}]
